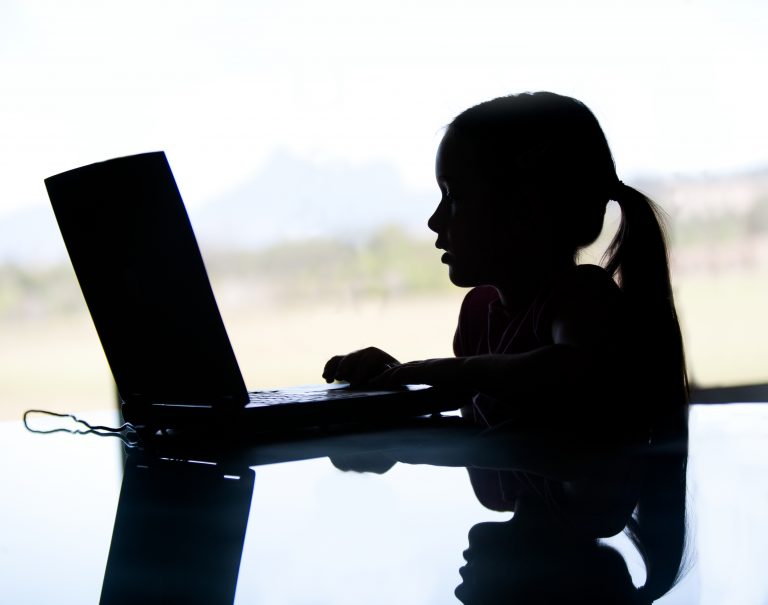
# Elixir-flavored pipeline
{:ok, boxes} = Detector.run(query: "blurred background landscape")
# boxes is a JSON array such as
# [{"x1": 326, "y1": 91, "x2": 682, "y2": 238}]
[
  {"x1": 2, "y1": 161, "x2": 767, "y2": 420},
  {"x1": 1, "y1": 0, "x2": 766, "y2": 421}
]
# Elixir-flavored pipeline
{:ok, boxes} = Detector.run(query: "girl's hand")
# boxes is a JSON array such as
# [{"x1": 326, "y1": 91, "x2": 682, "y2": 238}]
[{"x1": 323, "y1": 346, "x2": 400, "y2": 386}]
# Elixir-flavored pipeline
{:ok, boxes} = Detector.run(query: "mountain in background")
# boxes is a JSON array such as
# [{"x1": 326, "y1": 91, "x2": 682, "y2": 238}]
[{"x1": 190, "y1": 150, "x2": 436, "y2": 251}]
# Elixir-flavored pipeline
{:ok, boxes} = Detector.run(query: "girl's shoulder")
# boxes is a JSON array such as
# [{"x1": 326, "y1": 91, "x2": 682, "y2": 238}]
[
  {"x1": 454, "y1": 286, "x2": 499, "y2": 356},
  {"x1": 541, "y1": 264, "x2": 627, "y2": 350},
  {"x1": 548, "y1": 264, "x2": 622, "y2": 313},
  {"x1": 567, "y1": 263, "x2": 620, "y2": 292}
]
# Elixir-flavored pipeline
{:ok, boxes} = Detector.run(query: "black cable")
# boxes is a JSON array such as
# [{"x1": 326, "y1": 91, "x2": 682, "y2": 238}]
[{"x1": 23, "y1": 409, "x2": 141, "y2": 447}]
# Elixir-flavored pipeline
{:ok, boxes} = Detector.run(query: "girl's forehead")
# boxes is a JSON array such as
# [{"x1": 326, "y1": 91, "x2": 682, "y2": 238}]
[{"x1": 435, "y1": 130, "x2": 479, "y2": 181}]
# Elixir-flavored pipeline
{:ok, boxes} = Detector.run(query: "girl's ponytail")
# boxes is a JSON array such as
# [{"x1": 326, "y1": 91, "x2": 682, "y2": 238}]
[
  {"x1": 603, "y1": 181, "x2": 689, "y2": 413},
  {"x1": 605, "y1": 182, "x2": 690, "y2": 604}
]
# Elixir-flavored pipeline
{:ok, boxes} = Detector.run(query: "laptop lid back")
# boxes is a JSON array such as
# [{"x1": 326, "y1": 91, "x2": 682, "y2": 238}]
[{"x1": 45, "y1": 152, "x2": 248, "y2": 409}]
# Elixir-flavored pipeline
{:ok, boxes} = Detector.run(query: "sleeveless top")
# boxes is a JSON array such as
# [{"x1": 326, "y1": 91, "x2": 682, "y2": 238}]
[{"x1": 453, "y1": 264, "x2": 625, "y2": 428}]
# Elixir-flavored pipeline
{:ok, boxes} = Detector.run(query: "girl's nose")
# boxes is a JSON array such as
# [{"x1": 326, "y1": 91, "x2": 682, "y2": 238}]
[{"x1": 428, "y1": 199, "x2": 445, "y2": 233}]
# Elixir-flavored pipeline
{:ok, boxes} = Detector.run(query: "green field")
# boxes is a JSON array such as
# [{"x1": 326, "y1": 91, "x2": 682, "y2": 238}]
[{"x1": 674, "y1": 270, "x2": 768, "y2": 388}]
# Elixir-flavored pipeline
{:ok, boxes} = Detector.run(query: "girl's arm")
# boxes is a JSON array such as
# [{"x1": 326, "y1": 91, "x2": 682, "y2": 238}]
[
  {"x1": 373, "y1": 271, "x2": 627, "y2": 405},
  {"x1": 324, "y1": 268, "x2": 628, "y2": 412},
  {"x1": 370, "y1": 344, "x2": 595, "y2": 404}
]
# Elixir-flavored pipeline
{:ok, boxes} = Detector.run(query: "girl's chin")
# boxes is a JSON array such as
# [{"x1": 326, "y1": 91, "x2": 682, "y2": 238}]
[{"x1": 447, "y1": 265, "x2": 484, "y2": 288}]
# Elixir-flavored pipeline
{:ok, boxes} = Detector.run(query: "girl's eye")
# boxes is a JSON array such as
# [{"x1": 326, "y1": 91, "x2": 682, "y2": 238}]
[
  {"x1": 443, "y1": 194, "x2": 461, "y2": 216},
  {"x1": 439, "y1": 182, "x2": 460, "y2": 207}
]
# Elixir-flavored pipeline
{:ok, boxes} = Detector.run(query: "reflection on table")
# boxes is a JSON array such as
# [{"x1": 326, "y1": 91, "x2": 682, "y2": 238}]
[{"x1": 96, "y1": 408, "x2": 687, "y2": 605}]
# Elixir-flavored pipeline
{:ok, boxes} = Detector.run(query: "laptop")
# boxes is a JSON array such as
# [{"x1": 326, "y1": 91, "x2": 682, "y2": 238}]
[{"x1": 45, "y1": 151, "x2": 458, "y2": 433}]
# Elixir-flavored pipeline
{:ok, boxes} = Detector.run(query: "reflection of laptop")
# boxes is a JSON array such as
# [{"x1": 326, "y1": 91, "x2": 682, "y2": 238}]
[
  {"x1": 45, "y1": 151, "x2": 456, "y2": 433},
  {"x1": 101, "y1": 452, "x2": 254, "y2": 605}
]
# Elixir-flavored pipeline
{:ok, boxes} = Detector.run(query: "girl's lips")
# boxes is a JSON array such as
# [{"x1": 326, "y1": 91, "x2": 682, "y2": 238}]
[{"x1": 441, "y1": 251, "x2": 455, "y2": 264}]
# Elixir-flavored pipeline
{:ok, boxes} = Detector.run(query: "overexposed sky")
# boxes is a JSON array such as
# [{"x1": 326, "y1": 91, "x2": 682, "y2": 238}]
[{"x1": 1, "y1": 0, "x2": 766, "y2": 218}]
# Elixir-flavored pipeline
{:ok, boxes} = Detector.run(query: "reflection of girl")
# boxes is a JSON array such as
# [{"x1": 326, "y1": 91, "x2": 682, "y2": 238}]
[
  {"x1": 323, "y1": 92, "x2": 689, "y2": 603},
  {"x1": 453, "y1": 423, "x2": 689, "y2": 605}
]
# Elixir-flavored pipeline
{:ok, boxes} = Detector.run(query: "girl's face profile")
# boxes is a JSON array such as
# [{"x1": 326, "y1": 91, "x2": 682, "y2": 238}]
[{"x1": 429, "y1": 130, "x2": 532, "y2": 288}]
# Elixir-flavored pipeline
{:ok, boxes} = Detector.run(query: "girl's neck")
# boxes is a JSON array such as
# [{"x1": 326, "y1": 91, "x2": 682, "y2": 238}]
[{"x1": 494, "y1": 259, "x2": 576, "y2": 312}]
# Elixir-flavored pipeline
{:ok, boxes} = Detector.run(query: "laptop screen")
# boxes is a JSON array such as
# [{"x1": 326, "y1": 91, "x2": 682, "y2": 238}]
[{"x1": 45, "y1": 152, "x2": 248, "y2": 409}]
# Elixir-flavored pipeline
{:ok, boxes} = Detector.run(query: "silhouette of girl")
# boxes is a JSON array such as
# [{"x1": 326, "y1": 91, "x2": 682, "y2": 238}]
[{"x1": 323, "y1": 92, "x2": 689, "y2": 603}]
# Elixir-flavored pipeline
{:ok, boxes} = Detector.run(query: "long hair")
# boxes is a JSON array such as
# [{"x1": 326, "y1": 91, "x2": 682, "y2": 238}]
[
  {"x1": 450, "y1": 92, "x2": 690, "y2": 603},
  {"x1": 608, "y1": 184, "x2": 690, "y2": 605}
]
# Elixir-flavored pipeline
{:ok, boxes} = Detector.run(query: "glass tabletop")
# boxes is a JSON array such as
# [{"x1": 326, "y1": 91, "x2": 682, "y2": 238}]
[{"x1": 2, "y1": 403, "x2": 767, "y2": 604}]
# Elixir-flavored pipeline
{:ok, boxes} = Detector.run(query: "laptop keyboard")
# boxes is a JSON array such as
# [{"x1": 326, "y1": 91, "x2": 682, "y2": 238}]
[{"x1": 247, "y1": 388, "x2": 373, "y2": 406}]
